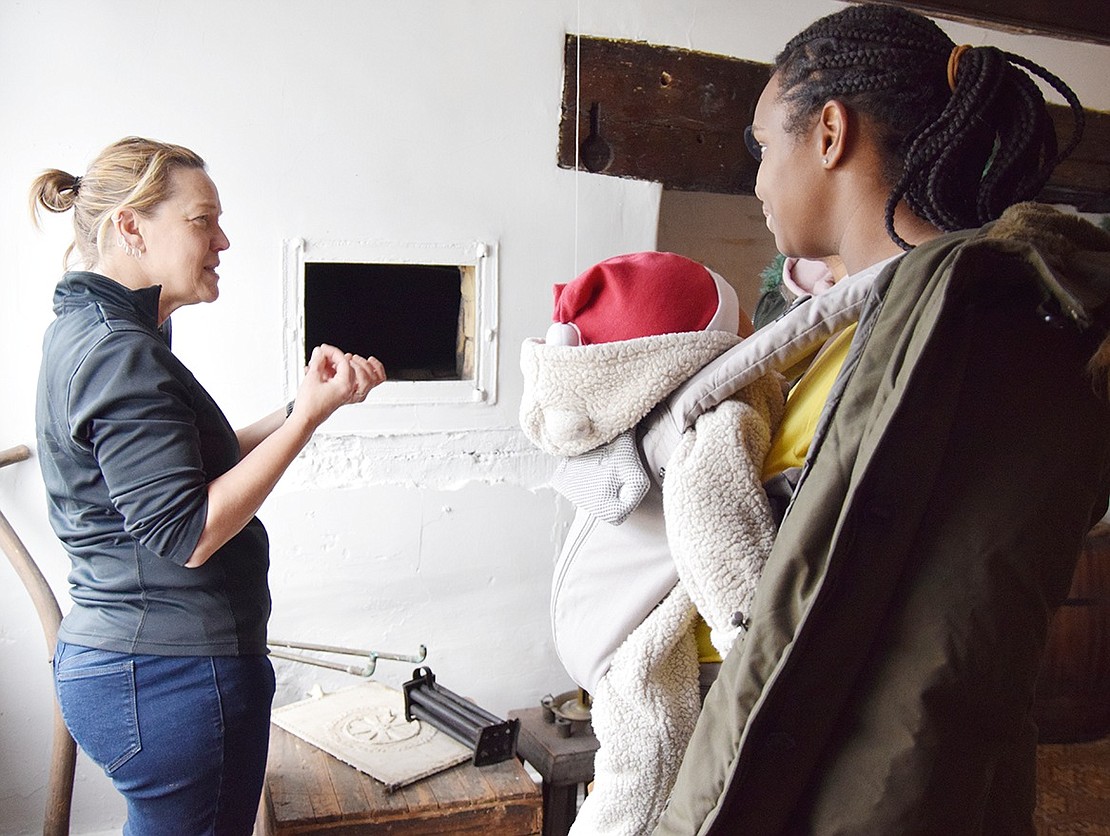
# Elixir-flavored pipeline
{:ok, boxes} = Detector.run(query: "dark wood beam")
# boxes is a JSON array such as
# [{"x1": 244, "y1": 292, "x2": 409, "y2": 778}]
[
  {"x1": 1041, "y1": 107, "x2": 1110, "y2": 210},
  {"x1": 558, "y1": 35, "x2": 1110, "y2": 212},
  {"x1": 557, "y1": 36, "x2": 766, "y2": 195},
  {"x1": 874, "y1": 0, "x2": 1110, "y2": 47}
]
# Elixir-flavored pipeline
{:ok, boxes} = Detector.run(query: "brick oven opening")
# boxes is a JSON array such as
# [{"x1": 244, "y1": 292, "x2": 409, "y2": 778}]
[{"x1": 303, "y1": 262, "x2": 476, "y2": 381}]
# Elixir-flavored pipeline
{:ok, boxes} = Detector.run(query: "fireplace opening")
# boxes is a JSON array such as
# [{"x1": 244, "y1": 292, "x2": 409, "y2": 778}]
[
  {"x1": 284, "y1": 238, "x2": 498, "y2": 411},
  {"x1": 303, "y1": 262, "x2": 475, "y2": 381}
]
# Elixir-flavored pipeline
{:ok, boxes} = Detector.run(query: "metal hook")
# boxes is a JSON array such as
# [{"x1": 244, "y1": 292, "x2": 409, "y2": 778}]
[
  {"x1": 581, "y1": 101, "x2": 614, "y2": 173},
  {"x1": 267, "y1": 638, "x2": 427, "y2": 678}
]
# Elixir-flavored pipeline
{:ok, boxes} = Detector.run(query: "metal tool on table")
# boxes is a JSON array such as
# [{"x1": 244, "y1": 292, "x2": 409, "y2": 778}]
[
  {"x1": 268, "y1": 638, "x2": 427, "y2": 678},
  {"x1": 403, "y1": 666, "x2": 520, "y2": 766},
  {"x1": 541, "y1": 688, "x2": 592, "y2": 737}
]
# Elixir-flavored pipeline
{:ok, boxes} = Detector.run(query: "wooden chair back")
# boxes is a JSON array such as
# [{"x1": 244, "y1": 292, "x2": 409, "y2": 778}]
[{"x1": 0, "y1": 444, "x2": 76, "y2": 836}]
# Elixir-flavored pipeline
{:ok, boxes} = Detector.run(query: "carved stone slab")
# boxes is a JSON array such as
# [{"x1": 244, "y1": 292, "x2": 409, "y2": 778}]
[{"x1": 270, "y1": 682, "x2": 471, "y2": 792}]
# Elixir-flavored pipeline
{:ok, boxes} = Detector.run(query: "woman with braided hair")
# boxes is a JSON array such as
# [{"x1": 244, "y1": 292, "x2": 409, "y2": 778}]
[
  {"x1": 654, "y1": 4, "x2": 1110, "y2": 834},
  {"x1": 748, "y1": 1, "x2": 1086, "y2": 268}
]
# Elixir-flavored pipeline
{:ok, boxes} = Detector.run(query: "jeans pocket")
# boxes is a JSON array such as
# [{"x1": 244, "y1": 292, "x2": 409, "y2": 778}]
[{"x1": 55, "y1": 650, "x2": 141, "y2": 774}]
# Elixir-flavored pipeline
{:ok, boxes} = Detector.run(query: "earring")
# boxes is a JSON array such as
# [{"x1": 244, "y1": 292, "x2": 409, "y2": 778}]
[
  {"x1": 822, "y1": 157, "x2": 829, "y2": 166},
  {"x1": 117, "y1": 236, "x2": 140, "y2": 259}
]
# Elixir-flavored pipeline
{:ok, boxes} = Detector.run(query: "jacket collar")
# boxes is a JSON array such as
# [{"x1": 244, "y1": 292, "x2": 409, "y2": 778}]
[{"x1": 53, "y1": 271, "x2": 170, "y2": 345}]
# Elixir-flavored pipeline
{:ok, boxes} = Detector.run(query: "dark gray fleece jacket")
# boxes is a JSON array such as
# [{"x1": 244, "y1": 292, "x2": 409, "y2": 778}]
[{"x1": 37, "y1": 271, "x2": 269, "y2": 656}]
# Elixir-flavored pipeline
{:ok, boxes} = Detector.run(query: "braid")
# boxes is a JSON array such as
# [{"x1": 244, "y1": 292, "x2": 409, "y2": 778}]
[{"x1": 774, "y1": 3, "x2": 1085, "y2": 249}]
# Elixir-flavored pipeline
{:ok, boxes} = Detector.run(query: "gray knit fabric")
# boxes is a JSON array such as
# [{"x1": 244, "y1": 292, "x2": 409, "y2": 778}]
[{"x1": 549, "y1": 429, "x2": 649, "y2": 525}]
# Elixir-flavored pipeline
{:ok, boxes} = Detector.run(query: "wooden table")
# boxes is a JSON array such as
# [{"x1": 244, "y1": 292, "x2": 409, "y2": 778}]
[
  {"x1": 1035, "y1": 735, "x2": 1110, "y2": 834},
  {"x1": 257, "y1": 723, "x2": 542, "y2": 835},
  {"x1": 508, "y1": 707, "x2": 599, "y2": 836}
]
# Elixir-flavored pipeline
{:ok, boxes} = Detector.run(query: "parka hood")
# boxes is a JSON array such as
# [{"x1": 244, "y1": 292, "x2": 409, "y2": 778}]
[{"x1": 986, "y1": 202, "x2": 1110, "y2": 330}]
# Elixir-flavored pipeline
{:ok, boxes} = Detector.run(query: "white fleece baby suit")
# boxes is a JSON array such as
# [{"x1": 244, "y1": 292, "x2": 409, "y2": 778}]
[{"x1": 520, "y1": 330, "x2": 784, "y2": 836}]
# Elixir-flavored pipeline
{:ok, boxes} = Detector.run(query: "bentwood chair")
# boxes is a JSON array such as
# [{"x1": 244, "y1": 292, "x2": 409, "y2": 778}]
[{"x1": 0, "y1": 444, "x2": 76, "y2": 835}]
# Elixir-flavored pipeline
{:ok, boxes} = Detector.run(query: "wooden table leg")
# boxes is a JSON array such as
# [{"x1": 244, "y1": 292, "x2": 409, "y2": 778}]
[
  {"x1": 541, "y1": 781, "x2": 579, "y2": 836},
  {"x1": 509, "y1": 707, "x2": 598, "y2": 836}
]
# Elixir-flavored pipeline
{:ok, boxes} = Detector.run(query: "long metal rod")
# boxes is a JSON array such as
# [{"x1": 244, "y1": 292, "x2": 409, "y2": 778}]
[
  {"x1": 267, "y1": 639, "x2": 427, "y2": 678},
  {"x1": 268, "y1": 648, "x2": 375, "y2": 677}
]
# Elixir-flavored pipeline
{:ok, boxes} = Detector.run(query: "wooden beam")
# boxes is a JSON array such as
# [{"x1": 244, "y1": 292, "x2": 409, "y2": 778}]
[
  {"x1": 1041, "y1": 106, "x2": 1110, "y2": 211},
  {"x1": 874, "y1": 0, "x2": 1110, "y2": 47},
  {"x1": 557, "y1": 36, "x2": 766, "y2": 195},
  {"x1": 558, "y1": 35, "x2": 1110, "y2": 212}
]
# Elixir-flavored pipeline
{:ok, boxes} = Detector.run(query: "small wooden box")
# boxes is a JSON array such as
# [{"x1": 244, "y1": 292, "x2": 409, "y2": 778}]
[
  {"x1": 508, "y1": 707, "x2": 598, "y2": 836},
  {"x1": 257, "y1": 723, "x2": 542, "y2": 835}
]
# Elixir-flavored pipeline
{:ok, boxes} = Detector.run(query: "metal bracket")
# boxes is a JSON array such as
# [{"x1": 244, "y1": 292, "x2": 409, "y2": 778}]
[{"x1": 403, "y1": 666, "x2": 520, "y2": 766}]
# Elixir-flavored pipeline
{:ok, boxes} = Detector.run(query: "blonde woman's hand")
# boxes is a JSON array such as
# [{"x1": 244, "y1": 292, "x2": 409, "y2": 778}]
[
  {"x1": 292, "y1": 344, "x2": 386, "y2": 427},
  {"x1": 345, "y1": 352, "x2": 387, "y2": 404}
]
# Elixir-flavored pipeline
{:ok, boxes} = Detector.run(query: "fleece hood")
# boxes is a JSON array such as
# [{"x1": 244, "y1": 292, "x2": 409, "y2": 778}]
[{"x1": 519, "y1": 330, "x2": 742, "y2": 457}]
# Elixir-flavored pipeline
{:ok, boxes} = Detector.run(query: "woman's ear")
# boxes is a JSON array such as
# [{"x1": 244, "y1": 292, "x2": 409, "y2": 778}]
[
  {"x1": 114, "y1": 207, "x2": 144, "y2": 252},
  {"x1": 817, "y1": 99, "x2": 850, "y2": 169}
]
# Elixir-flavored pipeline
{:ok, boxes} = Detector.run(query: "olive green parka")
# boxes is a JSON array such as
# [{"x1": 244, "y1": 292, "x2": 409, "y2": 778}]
[{"x1": 654, "y1": 204, "x2": 1110, "y2": 835}]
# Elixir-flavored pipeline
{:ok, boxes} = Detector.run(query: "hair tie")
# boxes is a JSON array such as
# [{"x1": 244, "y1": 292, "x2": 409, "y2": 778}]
[
  {"x1": 70, "y1": 175, "x2": 82, "y2": 194},
  {"x1": 947, "y1": 44, "x2": 972, "y2": 92}
]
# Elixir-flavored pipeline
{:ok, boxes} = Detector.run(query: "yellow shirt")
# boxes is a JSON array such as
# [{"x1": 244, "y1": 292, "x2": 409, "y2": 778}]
[
  {"x1": 761, "y1": 322, "x2": 858, "y2": 479},
  {"x1": 696, "y1": 323, "x2": 858, "y2": 663}
]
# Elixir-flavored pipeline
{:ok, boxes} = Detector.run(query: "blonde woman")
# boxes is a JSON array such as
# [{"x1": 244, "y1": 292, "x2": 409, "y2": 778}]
[{"x1": 31, "y1": 137, "x2": 385, "y2": 835}]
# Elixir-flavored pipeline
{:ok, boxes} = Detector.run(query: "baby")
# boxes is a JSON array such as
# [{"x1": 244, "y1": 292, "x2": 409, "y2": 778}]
[{"x1": 520, "y1": 251, "x2": 785, "y2": 835}]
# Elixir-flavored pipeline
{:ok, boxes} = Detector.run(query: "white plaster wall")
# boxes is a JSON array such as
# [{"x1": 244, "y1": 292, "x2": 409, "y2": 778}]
[{"x1": 1, "y1": 2, "x2": 1108, "y2": 833}]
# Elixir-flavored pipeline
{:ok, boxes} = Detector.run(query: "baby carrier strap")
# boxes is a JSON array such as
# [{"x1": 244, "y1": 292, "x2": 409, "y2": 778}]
[{"x1": 640, "y1": 272, "x2": 874, "y2": 489}]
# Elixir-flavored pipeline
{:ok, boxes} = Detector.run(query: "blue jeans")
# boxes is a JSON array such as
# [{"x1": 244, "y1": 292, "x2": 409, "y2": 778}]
[{"x1": 53, "y1": 641, "x2": 275, "y2": 836}]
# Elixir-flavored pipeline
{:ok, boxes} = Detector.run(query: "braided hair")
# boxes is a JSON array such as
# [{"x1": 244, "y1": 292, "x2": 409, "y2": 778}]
[{"x1": 773, "y1": 4, "x2": 1085, "y2": 249}]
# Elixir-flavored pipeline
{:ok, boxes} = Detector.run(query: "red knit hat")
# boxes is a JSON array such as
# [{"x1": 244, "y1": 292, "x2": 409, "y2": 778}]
[{"x1": 545, "y1": 251, "x2": 740, "y2": 346}]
